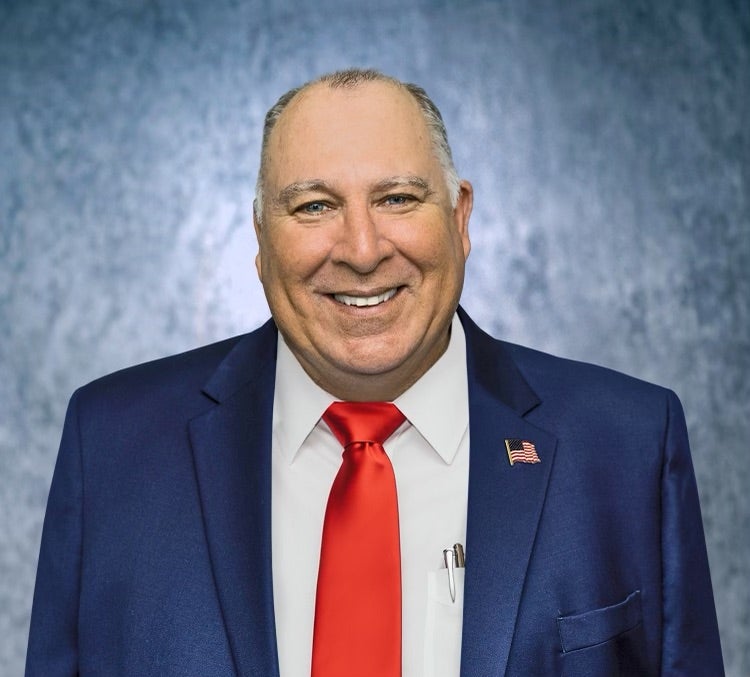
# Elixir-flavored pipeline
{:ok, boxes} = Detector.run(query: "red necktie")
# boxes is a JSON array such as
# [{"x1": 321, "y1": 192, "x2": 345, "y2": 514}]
[{"x1": 312, "y1": 401, "x2": 406, "y2": 677}]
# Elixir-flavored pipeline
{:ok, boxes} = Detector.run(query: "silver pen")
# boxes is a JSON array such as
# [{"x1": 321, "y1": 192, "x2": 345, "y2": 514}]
[{"x1": 443, "y1": 543, "x2": 465, "y2": 603}]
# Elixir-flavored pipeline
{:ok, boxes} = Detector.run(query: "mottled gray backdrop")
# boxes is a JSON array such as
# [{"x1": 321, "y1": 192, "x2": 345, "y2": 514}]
[{"x1": 1, "y1": 0, "x2": 748, "y2": 674}]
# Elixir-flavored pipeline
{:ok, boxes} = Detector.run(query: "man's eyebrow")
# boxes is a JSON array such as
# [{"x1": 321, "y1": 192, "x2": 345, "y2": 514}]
[
  {"x1": 275, "y1": 180, "x2": 332, "y2": 208},
  {"x1": 274, "y1": 175, "x2": 433, "y2": 209},
  {"x1": 372, "y1": 175, "x2": 431, "y2": 194}
]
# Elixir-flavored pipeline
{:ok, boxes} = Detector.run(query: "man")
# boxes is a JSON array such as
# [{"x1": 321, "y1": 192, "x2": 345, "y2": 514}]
[{"x1": 27, "y1": 69, "x2": 723, "y2": 676}]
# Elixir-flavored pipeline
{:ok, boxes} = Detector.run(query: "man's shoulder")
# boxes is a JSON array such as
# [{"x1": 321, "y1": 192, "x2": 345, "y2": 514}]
[
  {"x1": 500, "y1": 339, "x2": 680, "y2": 429},
  {"x1": 461, "y1": 311, "x2": 677, "y2": 428},
  {"x1": 72, "y1": 319, "x2": 277, "y2": 411},
  {"x1": 506, "y1": 340, "x2": 665, "y2": 392}
]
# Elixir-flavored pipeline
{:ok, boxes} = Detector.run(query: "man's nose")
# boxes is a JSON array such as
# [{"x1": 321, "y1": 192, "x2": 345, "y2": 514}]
[{"x1": 331, "y1": 204, "x2": 393, "y2": 273}]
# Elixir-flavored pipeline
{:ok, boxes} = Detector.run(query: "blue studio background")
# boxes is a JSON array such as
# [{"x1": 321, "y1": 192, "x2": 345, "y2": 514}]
[{"x1": 1, "y1": 1, "x2": 748, "y2": 674}]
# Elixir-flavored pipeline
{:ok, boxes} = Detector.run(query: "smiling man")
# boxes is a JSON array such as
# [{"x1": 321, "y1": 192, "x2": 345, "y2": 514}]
[
  {"x1": 27, "y1": 69, "x2": 723, "y2": 676},
  {"x1": 254, "y1": 74, "x2": 472, "y2": 402}
]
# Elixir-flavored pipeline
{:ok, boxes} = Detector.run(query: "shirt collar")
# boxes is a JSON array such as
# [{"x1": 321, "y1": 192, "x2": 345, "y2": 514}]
[
  {"x1": 273, "y1": 335, "x2": 336, "y2": 465},
  {"x1": 273, "y1": 313, "x2": 469, "y2": 466},
  {"x1": 394, "y1": 314, "x2": 468, "y2": 464}
]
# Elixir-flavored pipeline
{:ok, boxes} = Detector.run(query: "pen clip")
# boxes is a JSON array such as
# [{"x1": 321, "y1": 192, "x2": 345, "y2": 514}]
[
  {"x1": 443, "y1": 548, "x2": 457, "y2": 603},
  {"x1": 453, "y1": 542, "x2": 465, "y2": 568}
]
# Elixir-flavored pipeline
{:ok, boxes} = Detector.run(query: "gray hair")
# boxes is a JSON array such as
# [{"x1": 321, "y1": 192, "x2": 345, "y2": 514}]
[{"x1": 254, "y1": 68, "x2": 460, "y2": 223}]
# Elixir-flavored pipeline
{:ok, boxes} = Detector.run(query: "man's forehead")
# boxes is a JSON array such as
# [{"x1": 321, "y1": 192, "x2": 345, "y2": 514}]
[
  {"x1": 270, "y1": 79, "x2": 422, "y2": 141},
  {"x1": 261, "y1": 79, "x2": 440, "y2": 198}
]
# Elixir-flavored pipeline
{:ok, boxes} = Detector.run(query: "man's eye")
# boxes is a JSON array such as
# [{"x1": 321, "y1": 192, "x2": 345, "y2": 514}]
[
  {"x1": 384, "y1": 194, "x2": 413, "y2": 206},
  {"x1": 299, "y1": 201, "x2": 328, "y2": 215}
]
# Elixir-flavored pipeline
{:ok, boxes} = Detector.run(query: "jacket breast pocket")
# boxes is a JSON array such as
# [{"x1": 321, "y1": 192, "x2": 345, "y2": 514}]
[
  {"x1": 557, "y1": 589, "x2": 642, "y2": 652},
  {"x1": 556, "y1": 590, "x2": 649, "y2": 677}
]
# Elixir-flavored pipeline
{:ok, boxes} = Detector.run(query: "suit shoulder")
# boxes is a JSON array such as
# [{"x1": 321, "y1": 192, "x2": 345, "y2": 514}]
[
  {"x1": 79, "y1": 335, "x2": 242, "y2": 394},
  {"x1": 459, "y1": 307, "x2": 679, "y2": 416},
  {"x1": 72, "y1": 319, "x2": 276, "y2": 410},
  {"x1": 502, "y1": 340, "x2": 678, "y2": 410}
]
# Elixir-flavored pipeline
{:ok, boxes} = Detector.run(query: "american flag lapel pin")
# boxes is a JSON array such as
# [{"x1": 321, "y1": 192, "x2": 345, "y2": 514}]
[{"x1": 505, "y1": 438, "x2": 541, "y2": 466}]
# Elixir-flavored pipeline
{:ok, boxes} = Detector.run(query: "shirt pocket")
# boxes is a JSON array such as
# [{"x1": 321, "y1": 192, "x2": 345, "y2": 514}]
[
  {"x1": 424, "y1": 568, "x2": 464, "y2": 677},
  {"x1": 557, "y1": 589, "x2": 643, "y2": 653}
]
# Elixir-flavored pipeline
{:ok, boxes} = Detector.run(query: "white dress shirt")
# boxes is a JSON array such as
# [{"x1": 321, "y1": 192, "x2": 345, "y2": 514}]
[{"x1": 271, "y1": 314, "x2": 470, "y2": 677}]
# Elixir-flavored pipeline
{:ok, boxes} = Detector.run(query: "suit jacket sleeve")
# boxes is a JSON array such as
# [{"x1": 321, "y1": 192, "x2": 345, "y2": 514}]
[
  {"x1": 661, "y1": 390, "x2": 723, "y2": 674},
  {"x1": 26, "y1": 390, "x2": 83, "y2": 676}
]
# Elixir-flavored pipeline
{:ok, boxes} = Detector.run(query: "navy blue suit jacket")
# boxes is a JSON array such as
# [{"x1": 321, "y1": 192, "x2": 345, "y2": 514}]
[{"x1": 26, "y1": 309, "x2": 723, "y2": 675}]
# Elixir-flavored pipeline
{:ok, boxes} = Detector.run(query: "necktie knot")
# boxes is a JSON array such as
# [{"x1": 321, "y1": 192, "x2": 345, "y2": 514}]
[{"x1": 323, "y1": 401, "x2": 405, "y2": 448}]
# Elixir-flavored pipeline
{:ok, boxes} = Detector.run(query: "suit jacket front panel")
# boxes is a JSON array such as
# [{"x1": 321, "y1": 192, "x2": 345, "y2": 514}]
[
  {"x1": 27, "y1": 327, "x2": 281, "y2": 677},
  {"x1": 75, "y1": 335, "x2": 251, "y2": 676},
  {"x1": 76, "y1": 385, "x2": 234, "y2": 676},
  {"x1": 499, "y1": 353, "x2": 665, "y2": 675},
  {"x1": 458, "y1": 309, "x2": 722, "y2": 676}
]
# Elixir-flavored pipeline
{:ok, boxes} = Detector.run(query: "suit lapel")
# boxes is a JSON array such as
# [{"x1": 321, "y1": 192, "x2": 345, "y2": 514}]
[
  {"x1": 188, "y1": 321, "x2": 280, "y2": 677},
  {"x1": 458, "y1": 309, "x2": 557, "y2": 677}
]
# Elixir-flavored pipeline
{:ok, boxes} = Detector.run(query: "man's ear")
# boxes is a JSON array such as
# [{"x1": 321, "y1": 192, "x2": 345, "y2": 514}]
[
  {"x1": 454, "y1": 180, "x2": 473, "y2": 260},
  {"x1": 252, "y1": 207, "x2": 263, "y2": 282}
]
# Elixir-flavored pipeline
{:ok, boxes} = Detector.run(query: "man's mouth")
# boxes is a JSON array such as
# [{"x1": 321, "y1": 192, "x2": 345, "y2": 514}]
[{"x1": 332, "y1": 288, "x2": 399, "y2": 307}]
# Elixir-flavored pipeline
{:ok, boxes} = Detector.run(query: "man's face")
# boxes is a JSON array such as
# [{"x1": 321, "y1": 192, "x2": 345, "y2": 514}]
[{"x1": 255, "y1": 80, "x2": 472, "y2": 401}]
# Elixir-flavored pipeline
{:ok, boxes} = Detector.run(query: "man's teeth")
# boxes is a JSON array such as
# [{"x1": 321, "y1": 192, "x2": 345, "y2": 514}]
[{"x1": 334, "y1": 288, "x2": 398, "y2": 307}]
